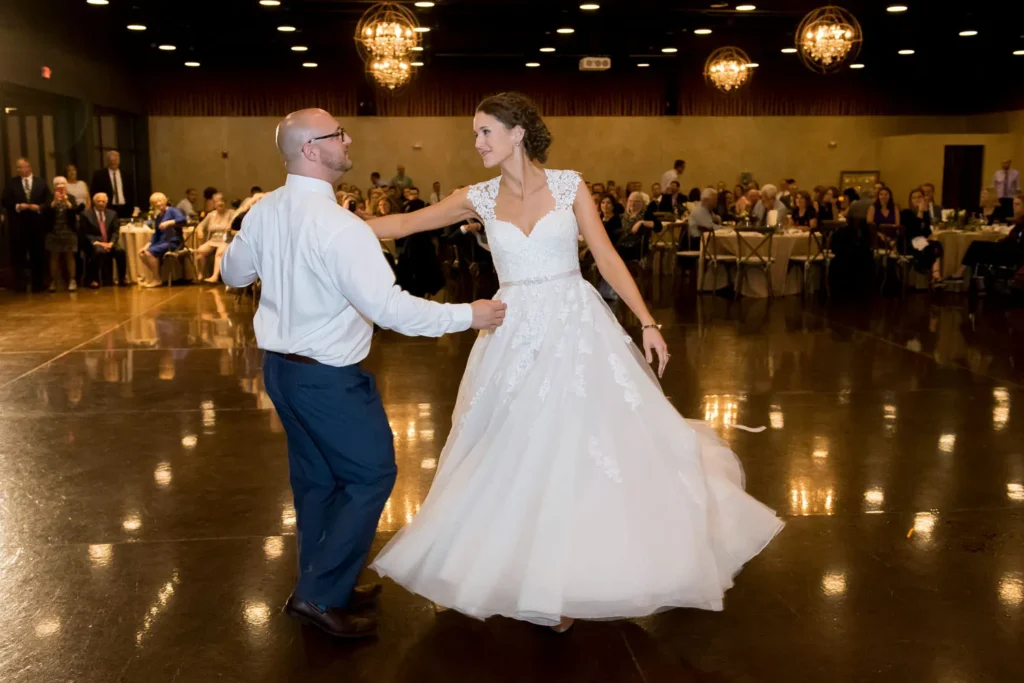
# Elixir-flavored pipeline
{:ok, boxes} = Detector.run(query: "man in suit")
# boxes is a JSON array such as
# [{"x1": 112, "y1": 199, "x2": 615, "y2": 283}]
[
  {"x1": 80, "y1": 192, "x2": 127, "y2": 288},
  {"x1": 90, "y1": 150, "x2": 133, "y2": 219},
  {"x1": 658, "y1": 180, "x2": 684, "y2": 214},
  {"x1": 2, "y1": 157, "x2": 51, "y2": 291}
]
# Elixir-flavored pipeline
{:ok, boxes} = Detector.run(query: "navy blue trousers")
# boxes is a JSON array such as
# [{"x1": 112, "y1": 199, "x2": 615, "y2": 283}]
[{"x1": 262, "y1": 352, "x2": 397, "y2": 608}]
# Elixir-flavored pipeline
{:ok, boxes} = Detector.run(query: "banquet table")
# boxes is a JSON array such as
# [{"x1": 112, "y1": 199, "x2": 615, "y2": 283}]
[
  {"x1": 697, "y1": 228, "x2": 825, "y2": 298},
  {"x1": 118, "y1": 224, "x2": 197, "y2": 283},
  {"x1": 930, "y1": 228, "x2": 1008, "y2": 279}
]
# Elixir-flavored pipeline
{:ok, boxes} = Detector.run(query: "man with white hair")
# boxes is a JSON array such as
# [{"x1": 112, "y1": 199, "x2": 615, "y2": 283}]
[
  {"x1": 80, "y1": 192, "x2": 127, "y2": 288},
  {"x1": 138, "y1": 192, "x2": 186, "y2": 287},
  {"x1": 220, "y1": 108, "x2": 506, "y2": 640},
  {"x1": 687, "y1": 186, "x2": 722, "y2": 244},
  {"x1": 751, "y1": 184, "x2": 787, "y2": 228}
]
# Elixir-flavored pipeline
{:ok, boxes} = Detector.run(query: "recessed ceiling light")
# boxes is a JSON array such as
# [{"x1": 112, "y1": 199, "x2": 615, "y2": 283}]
[
  {"x1": 557, "y1": 28, "x2": 575, "y2": 34},
  {"x1": 637, "y1": 63, "x2": 650, "y2": 67},
  {"x1": 411, "y1": 61, "x2": 425, "y2": 66},
  {"x1": 1014, "y1": 50, "x2": 1024, "y2": 56},
  {"x1": 127, "y1": 24, "x2": 147, "y2": 31},
  {"x1": 736, "y1": 4, "x2": 756, "y2": 10},
  {"x1": 580, "y1": 3, "x2": 600, "y2": 9},
  {"x1": 850, "y1": 63, "x2": 865, "y2": 69},
  {"x1": 277, "y1": 26, "x2": 296, "y2": 32},
  {"x1": 302, "y1": 62, "x2": 318, "y2": 68},
  {"x1": 746, "y1": 62, "x2": 759, "y2": 67},
  {"x1": 959, "y1": 30, "x2": 978, "y2": 37},
  {"x1": 158, "y1": 45, "x2": 176, "y2": 51},
  {"x1": 694, "y1": 29, "x2": 712, "y2": 35},
  {"x1": 887, "y1": 5, "x2": 908, "y2": 12},
  {"x1": 526, "y1": 62, "x2": 541, "y2": 67},
  {"x1": 414, "y1": 1, "x2": 436, "y2": 7},
  {"x1": 898, "y1": 49, "x2": 915, "y2": 55},
  {"x1": 540, "y1": 47, "x2": 556, "y2": 52},
  {"x1": 662, "y1": 47, "x2": 678, "y2": 53},
  {"x1": 291, "y1": 45, "x2": 308, "y2": 52},
  {"x1": 184, "y1": 61, "x2": 200, "y2": 67},
  {"x1": 411, "y1": 46, "x2": 424, "y2": 51},
  {"x1": 86, "y1": 0, "x2": 109, "y2": 5},
  {"x1": 259, "y1": 0, "x2": 281, "y2": 6},
  {"x1": 414, "y1": 27, "x2": 430, "y2": 33},
  {"x1": 781, "y1": 47, "x2": 797, "y2": 53}
]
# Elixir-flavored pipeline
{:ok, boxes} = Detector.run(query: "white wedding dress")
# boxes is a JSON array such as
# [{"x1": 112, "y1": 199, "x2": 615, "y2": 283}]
[{"x1": 371, "y1": 169, "x2": 783, "y2": 625}]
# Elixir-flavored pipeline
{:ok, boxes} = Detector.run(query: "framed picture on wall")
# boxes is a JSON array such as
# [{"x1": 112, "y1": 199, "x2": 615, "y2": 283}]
[{"x1": 839, "y1": 170, "x2": 880, "y2": 196}]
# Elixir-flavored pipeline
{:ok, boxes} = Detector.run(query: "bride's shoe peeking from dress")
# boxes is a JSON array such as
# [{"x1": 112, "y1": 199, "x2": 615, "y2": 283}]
[{"x1": 551, "y1": 617, "x2": 575, "y2": 633}]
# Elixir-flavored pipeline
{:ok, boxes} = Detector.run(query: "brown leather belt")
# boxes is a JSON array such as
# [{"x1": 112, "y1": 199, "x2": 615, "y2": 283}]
[{"x1": 268, "y1": 350, "x2": 321, "y2": 365}]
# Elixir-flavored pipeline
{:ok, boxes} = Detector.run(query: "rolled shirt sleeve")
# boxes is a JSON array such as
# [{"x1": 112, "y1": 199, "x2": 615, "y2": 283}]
[{"x1": 221, "y1": 230, "x2": 259, "y2": 288}]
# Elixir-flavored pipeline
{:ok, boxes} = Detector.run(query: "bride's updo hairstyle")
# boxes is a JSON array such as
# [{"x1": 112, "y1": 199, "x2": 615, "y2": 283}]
[{"x1": 476, "y1": 92, "x2": 553, "y2": 164}]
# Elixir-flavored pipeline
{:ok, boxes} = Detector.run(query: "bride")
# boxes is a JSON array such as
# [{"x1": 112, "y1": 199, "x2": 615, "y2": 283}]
[{"x1": 366, "y1": 92, "x2": 783, "y2": 633}]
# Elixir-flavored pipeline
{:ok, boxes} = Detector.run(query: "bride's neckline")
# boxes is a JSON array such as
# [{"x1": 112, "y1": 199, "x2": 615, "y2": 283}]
[{"x1": 492, "y1": 169, "x2": 558, "y2": 239}]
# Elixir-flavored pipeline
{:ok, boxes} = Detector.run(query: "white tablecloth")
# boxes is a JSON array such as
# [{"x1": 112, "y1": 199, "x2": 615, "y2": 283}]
[{"x1": 931, "y1": 229, "x2": 1007, "y2": 278}]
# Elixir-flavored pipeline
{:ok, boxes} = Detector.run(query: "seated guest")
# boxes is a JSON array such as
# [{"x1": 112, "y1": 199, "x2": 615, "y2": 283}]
[
  {"x1": 591, "y1": 182, "x2": 606, "y2": 195},
  {"x1": 845, "y1": 188, "x2": 873, "y2": 221},
  {"x1": 599, "y1": 194, "x2": 619, "y2": 237},
  {"x1": 790, "y1": 191, "x2": 818, "y2": 230},
  {"x1": 250, "y1": 185, "x2": 262, "y2": 196},
  {"x1": 612, "y1": 191, "x2": 663, "y2": 262},
  {"x1": 817, "y1": 186, "x2": 840, "y2": 222},
  {"x1": 139, "y1": 192, "x2": 186, "y2": 288},
  {"x1": 176, "y1": 188, "x2": 199, "y2": 220},
  {"x1": 734, "y1": 187, "x2": 759, "y2": 216},
  {"x1": 751, "y1": 184, "x2": 787, "y2": 228},
  {"x1": 81, "y1": 192, "x2": 127, "y2": 288},
  {"x1": 230, "y1": 192, "x2": 265, "y2": 234},
  {"x1": 687, "y1": 187, "x2": 721, "y2": 250},
  {"x1": 900, "y1": 187, "x2": 944, "y2": 284},
  {"x1": 733, "y1": 184, "x2": 745, "y2": 201},
  {"x1": 429, "y1": 181, "x2": 443, "y2": 205},
  {"x1": 42, "y1": 176, "x2": 82, "y2": 292},
  {"x1": 867, "y1": 186, "x2": 900, "y2": 226},
  {"x1": 404, "y1": 187, "x2": 426, "y2": 212},
  {"x1": 64, "y1": 164, "x2": 90, "y2": 209},
  {"x1": 687, "y1": 187, "x2": 702, "y2": 203},
  {"x1": 658, "y1": 181, "x2": 684, "y2": 214},
  {"x1": 195, "y1": 192, "x2": 235, "y2": 284},
  {"x1": 715, "y1": 190, "x2": 735, "y2": 220},
  {"x1": 950, "y1": 193, "x2": 1024, "y2": 280},
  {"x1": 979, "y1": 187, "x2": 1010, "y2": 225},
  {"x1": 199, "y1": 186, "x2": 218, "y2": 219},
  {"x1": 778, "y1": 179, "x2": 796, "y2": 209},
  {"x1": 650, "y1": 182, "x2": 663, "y2": 209}
]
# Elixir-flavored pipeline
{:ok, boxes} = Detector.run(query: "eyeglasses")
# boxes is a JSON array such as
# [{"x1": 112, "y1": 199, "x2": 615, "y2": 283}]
[{"x1": 307, "y1": 127, "x2": 345, "y2": 144}]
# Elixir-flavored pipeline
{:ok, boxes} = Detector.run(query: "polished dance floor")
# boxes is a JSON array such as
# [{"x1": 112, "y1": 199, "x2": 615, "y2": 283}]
[{"x1": 0, "y1": 281, "x2": 1021, "y2": 682}]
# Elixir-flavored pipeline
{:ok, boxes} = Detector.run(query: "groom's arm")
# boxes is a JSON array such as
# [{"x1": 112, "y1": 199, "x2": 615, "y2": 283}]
[
  {"x1": 367, "y1": 187, "x2": 477, "y2": 239},
  {"x1": 323, "y1": 221, "x2": 474, "y2": 337},
  {"x1": 221, "y1": 229, "x2": 259, "y2": 287}
]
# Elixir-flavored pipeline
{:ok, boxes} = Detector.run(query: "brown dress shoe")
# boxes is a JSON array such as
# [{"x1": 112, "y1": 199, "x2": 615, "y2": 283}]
[
  {"x1": 284, "y1": 596, "x2": 378, "y2": 639},
  {"x1": 346, "y1": 583, "x2": 383, "y2": 611}
]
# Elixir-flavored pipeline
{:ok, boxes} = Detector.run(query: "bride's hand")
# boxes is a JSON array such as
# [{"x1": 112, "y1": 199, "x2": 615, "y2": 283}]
[{"x1": 643, "y1": 327, "x2": 669, "y2": 378}]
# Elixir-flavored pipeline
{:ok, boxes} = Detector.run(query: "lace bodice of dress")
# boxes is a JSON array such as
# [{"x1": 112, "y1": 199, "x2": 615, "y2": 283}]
[{"x1": 467, "y1": 169, "x2": 582, "y2": 284}]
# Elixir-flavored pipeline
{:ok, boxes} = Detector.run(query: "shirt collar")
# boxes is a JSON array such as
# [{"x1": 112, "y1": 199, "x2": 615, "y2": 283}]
[{"x1": 286, "y1": 173, "x2": 335, "y2": 199}]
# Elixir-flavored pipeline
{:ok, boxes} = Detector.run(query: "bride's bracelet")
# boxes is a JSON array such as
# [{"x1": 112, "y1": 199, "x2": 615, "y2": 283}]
[{"x1": 641, "y1": 323, "x2": 662, "y2": 331}]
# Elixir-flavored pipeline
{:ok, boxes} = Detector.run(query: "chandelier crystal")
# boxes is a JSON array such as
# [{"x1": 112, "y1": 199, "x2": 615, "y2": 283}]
[
  {"x1": 795, "y1": 6, "x2": 862, "y2": 74},
  {"x1": 704, "y1": 46, "x2": 753, "y2": 93}
]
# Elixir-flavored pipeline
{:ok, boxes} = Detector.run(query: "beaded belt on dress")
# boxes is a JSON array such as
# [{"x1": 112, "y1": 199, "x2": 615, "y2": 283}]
[{"x1": 499, "y1": 269, "x2": 581, "y2": 289}]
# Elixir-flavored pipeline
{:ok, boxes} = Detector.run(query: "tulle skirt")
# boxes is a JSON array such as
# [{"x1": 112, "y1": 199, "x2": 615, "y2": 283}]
[{"x1": 371, "y1": 273, "x2": 784, "y2": 626}]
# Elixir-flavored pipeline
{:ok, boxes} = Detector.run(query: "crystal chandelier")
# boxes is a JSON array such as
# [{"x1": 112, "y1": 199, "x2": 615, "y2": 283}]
[
  {"x1": 795, "y1": 6, "x2": 862, "y2": 74},
  {"x1": 704, "y1": 47, "x2": 753, "y2": 93},
  {"x1": 368, "y1": 56, "x2": 412, "y2": 91},
  {"x1": 354, "y1": 2, "x2": 420, "y2": 62},
  {"x1": 354, "y1": 1, "x2": 421, "y2": 92}
]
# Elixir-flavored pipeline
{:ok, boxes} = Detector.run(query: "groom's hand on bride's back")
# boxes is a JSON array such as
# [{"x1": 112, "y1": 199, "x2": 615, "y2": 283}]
[{"x1": 470, "y1": 300, "x2": 507, "y2": 331}]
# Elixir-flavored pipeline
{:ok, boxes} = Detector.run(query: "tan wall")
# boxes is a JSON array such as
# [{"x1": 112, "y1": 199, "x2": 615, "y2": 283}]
[{"x1": 149, "y1": 112, "x2": 1024, "y2": 205}]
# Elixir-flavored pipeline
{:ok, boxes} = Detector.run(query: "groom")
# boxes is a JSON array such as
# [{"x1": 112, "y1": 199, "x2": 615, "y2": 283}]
[{"x1": 221, "y1": 108, "x2": 506, "y2": 638}]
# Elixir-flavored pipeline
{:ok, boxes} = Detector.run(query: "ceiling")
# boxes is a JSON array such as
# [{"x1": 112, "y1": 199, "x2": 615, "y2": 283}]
[{"x1": 44, "y1": 0, "x2": 1024, "y2": 77}]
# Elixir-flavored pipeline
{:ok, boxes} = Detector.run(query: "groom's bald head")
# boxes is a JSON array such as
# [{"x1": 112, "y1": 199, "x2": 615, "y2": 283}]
[{"x1": 275, "y1": 108, "x2": 352, "y2": 182}]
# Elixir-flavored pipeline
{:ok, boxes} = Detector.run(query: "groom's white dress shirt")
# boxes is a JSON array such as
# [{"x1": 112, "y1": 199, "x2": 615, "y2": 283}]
[{"x1": 221, "y1": 173, "x2": 472, "y2": 367}]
